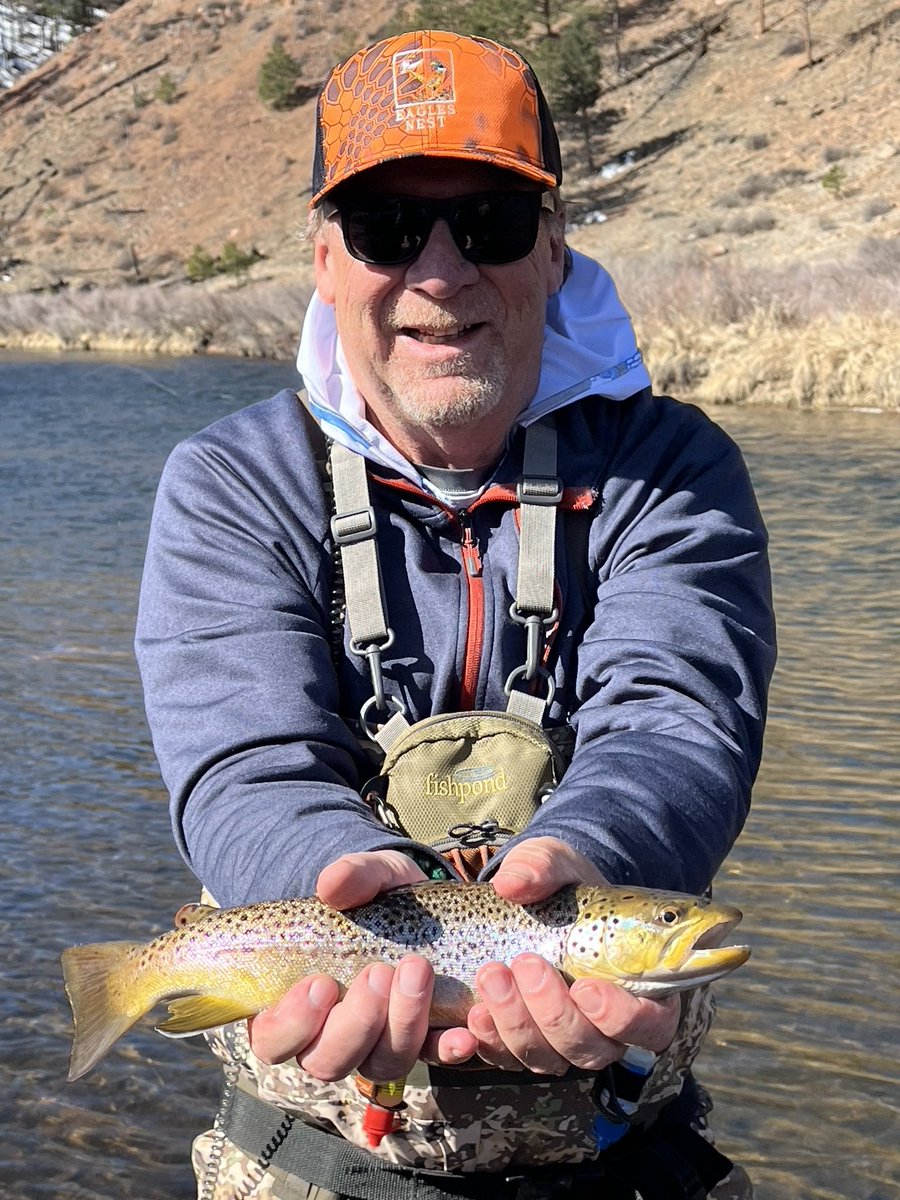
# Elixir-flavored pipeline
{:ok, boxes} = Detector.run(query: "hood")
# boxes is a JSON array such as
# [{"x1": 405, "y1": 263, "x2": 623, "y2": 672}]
[{"x1": 296, "y1": 248, "x2": 651, "y2": 495}]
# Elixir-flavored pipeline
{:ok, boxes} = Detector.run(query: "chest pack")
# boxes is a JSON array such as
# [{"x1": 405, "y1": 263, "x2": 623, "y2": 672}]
[{"x1": 329, "y1": 421, "x2": 567, "y2": 879}]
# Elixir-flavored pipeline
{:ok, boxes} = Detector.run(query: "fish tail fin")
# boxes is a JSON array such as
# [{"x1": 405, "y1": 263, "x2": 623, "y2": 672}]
[{"x1": 61, "y1": 941, "x2": 150, "y2": 1081}]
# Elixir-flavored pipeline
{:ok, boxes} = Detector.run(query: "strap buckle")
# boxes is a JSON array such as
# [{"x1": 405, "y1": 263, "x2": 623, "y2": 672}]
[
  {"x1": 331, "y1": 506, "x2": 376, "y2": 545},
  {"x1": 517, "y1": 476, "x2": 563, "y2": 506}
]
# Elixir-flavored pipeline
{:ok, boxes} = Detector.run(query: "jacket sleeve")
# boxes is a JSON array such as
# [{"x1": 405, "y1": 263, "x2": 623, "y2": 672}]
[
  {"x1": 492, "y1": 402, "x2": 776, "y2": 894},
  {"x1": 135, "y1": 417, "x2": 423, "y2": 907}
]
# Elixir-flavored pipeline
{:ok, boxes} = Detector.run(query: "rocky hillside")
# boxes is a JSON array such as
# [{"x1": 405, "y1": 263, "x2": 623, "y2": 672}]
[{"x1": 0, "y1": 0, "x2": 897, "y2": 296}]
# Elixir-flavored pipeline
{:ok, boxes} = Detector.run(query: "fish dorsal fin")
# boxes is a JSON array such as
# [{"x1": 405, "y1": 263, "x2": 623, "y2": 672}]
[
  {"x1": 155, "y1": 994, "x2": 254, "y2": 1037},
  {"x1": 173, "y1": 903, "x2": 218, "y2": 928}
]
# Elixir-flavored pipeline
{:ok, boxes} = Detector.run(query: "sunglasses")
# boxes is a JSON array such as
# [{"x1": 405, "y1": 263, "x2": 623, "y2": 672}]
[{"x1": 326, "y1": 190, "x2": 556, "y2": 267}]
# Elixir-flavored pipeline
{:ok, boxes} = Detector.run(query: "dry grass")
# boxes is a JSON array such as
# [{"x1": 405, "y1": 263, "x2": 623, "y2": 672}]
[
  {"x1": 0, "y1": 279, "x2": 313, "y2": 359},
  {"x1": 610, "y1": 239, "x2": 900, "y2": 409},
  {"x1": 1, "y1": 244, "x2": 898, "y2": 409},
  {"x1": 639, "y1": 311, "x2": 900, "y2": 409}
]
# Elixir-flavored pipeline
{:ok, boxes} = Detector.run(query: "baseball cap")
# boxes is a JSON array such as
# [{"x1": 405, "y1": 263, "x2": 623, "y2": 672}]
[{"x1": 311, "y1": 29, "x2": 563, "y2": 206}]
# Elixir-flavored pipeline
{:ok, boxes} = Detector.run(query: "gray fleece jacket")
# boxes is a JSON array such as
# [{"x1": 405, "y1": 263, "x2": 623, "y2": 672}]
[{"x1": 135, "y1": 385, "x2": 775, "y2": 907}]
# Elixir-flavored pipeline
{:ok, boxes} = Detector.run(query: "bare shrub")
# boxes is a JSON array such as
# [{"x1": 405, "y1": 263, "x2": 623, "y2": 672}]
[
  {"x1": 772, "y1": 167, "x2": 807, "y2": 187},
  {"x1": 856, "y1": 237, "x2": 900, "y2": 278},
  {"x1": 737, "y1": 174, "x2": 775, "y2": 200},
  {"x1": 610, "y1": 248, "x2": 900, "y2": 348},
  {"x1": 690, "y1": 219, "x2": 723, "y2": 239},
  {"x1": 727, "y1": 211, "x2": 777, "y2": 236},
  {"x1": 862, "y1": 199, "x2": 894, "y2": 221},
  {"x1": 780, "y1": 35, "x2": 806, "y2": 55},
  {"x1": 714, "y1": 191, "x2": 742, "y2": 209},
  {"x1": 47, "y1": 85, "x2": 76, "y2": 106}
]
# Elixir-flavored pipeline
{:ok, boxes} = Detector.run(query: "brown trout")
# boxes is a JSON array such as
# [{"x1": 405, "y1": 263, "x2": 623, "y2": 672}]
[{"x1": 61, "y1": 882, "x2": 749, "y2": 1081}]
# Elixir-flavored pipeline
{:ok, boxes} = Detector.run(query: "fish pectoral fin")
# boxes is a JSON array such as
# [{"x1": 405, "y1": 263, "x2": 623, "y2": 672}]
[
  {"x1": 155, "y1": 994, "x2": 255, "y2": 1037},
  {"x1": 173, "y1": 903, "x2": 219, "y2": 928}
]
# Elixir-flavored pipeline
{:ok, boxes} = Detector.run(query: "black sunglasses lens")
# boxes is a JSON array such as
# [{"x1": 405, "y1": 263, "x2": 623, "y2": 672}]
[
  {"x1": 451, "y1": 194, "x2": 541, "y2": 264},
  {"x1": 340, "y1": 193, "x2": 544, "y2": 266},
  {"x1": 343, "y1": 198, "x2": 427, "y2": 265}
]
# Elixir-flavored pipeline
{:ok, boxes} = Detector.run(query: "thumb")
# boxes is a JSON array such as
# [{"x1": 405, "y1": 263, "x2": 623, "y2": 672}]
[
  {"x1": 491, "y1": 836, "x2": 607, "y2": 905},
  {"x1": 316, "y1": 849, "x2": 427, "y2": 910}
]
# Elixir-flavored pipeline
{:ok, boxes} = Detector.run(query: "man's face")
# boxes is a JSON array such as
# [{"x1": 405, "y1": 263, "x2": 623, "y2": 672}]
[{"x1": 313, "y1": 159, "x2": 565, "y2": 467}]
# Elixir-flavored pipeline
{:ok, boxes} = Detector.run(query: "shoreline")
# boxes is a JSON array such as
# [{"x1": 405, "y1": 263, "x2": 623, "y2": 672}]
[{"x1": 1, "y1": 258, "x2": 899, "y2": 410}]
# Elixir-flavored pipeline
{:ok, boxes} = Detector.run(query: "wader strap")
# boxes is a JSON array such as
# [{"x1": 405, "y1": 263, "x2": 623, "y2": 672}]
[
  {"x1": 330, "y1": 424, "x2": 561, "y2": 737},
  {"x1": 329, "y1": 443, "x2": 405, "y2": 731},
  {"x1": 224, "y1": 1086, "x2": 631, "y2": 1200},
  {"x1": 329, "y1": 443, "x2": 390, "y2": 649},
  {"x1": 223, "y1": 1084, "x2": 734, "y2": 1200},
  {"x1": 504, "y1": 422, "x2": 561, "y2": 725},
  {"x1": 515, "y1": 421, "x2": 561, "y2": 617}
]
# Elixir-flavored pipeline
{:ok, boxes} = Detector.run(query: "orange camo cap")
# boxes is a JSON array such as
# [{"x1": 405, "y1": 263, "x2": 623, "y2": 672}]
[{"x1": 310, "y1": 29, "x2": 563, "y2": 206}]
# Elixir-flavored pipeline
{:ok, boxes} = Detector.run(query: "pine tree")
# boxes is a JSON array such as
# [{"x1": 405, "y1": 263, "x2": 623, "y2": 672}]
[
  {"x1": 539, "y1": 10, "x2": 603, "y2": 170},
  {"x1": 257, "y1": 38, "x2": 300, "y2": 111}
]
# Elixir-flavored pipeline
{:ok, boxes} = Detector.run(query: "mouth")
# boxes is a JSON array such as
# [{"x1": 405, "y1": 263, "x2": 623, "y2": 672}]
[
  {"x1": 399, "y1": 321, "x2": 484, "y2": 345},
  {"x1": 650, "y1": 914, "x2": 751, "y2": 986}
]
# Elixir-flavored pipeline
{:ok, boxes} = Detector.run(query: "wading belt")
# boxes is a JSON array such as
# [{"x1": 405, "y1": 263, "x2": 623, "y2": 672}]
[{"x1": 223, "y1": 1078, "x2": 734, "y2": 1200}]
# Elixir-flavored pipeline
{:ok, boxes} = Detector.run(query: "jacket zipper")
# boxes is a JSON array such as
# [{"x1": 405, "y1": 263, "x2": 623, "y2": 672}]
[
  {"x1": 456, "y1": 509, "x2": 484, "y2": 710},
  {"x1": 367, "y1": 474, "x2": 595, "y2": 712}
]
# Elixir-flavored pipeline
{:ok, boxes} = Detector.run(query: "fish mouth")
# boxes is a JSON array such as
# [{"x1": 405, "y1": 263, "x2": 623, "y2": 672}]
[{"x1": 649, "y1": 913, "x2": 750, "y2": 986}]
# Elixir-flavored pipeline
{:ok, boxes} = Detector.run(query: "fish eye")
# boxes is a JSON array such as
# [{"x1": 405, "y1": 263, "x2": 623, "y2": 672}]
[{"x1": 657, "y1": 906, "x2": 681, "y2": 925}]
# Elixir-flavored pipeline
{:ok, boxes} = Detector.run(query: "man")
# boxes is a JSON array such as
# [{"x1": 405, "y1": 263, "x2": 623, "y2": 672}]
[{"x1": 136, "y1": 28, "x2": 774, "y2": 1200}]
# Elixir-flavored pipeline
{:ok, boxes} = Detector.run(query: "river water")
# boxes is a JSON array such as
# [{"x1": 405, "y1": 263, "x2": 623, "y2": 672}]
[{"x1": 1, "y1": 355, "x2": 897, "y2": 1200}]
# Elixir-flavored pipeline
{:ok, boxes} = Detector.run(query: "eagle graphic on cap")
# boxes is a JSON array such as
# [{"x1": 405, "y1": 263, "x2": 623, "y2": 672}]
[{"x1": 398, "y1": 52, "x2": 451, "y2": 99}]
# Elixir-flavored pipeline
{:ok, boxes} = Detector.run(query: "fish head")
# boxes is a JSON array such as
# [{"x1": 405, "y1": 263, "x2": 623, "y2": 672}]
[{"x1": 562, "y1": 886, "x2": 750, "y2": 996}]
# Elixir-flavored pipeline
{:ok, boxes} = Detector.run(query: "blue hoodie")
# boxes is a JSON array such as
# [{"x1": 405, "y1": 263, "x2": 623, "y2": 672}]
[{"x1": 136, "y1": 252, "x2": 775, "y2": 907}]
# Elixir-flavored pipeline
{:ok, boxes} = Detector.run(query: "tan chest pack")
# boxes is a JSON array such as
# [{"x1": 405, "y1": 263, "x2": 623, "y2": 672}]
[{"x1": 329, "y1": 422, "x2": 567, "y2": 879}]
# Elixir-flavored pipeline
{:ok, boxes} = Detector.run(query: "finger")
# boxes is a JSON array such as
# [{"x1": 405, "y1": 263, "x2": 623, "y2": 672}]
[
  {"x1": 317, "y1": 850, "x2": 427, "y2": 910},
  {"x1": 465, "y1": 1002, "x2": 523, "y2": 1072},
  {"x1": 421, "y1": 1026, "x2": 479, "y2": 1066},
  {"x1": 510, "y1": 955, "x2": 622, "y2": 1072},
  {"x1": 474, "y1": 962, "x2": 569, "y2": 1075},
  {"x1": 359, "y1": 955, "x2": 434, "y2": 1082},
  {"x1": 298, "y1": 962, "x2": 394, "y2": 1081},
  {"x1": 249, "y1": 974, "x2": 340, "y2": 1065},
  {"x1": 570, "y1": 981, "x2": 681, "y2": 1052},
  {"x1": 490, "y1": 837, "x2": 607, "y2": 905}
]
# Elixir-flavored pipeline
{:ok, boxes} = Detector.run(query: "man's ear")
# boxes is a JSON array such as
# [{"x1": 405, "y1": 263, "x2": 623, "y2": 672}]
[
  {"x1": 546, "y1": 208, "x2": 567, "y2": 297},
  {"x1": 313, "y1": 235, "x2": 337, "y2": 306}
]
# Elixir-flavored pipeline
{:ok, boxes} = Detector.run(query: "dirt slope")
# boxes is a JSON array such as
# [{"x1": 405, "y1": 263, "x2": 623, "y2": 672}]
[{"x1": 0, "y1": 0, "x2": 897, "y2": 295}]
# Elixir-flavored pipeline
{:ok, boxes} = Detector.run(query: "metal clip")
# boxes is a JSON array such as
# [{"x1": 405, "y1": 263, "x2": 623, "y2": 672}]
[
  {"x1": 503, "y1": 663, "x2": 556, "y2": 707},
  {"x1": 350, "y1": 628, "x2": 395, "y2": 713},
  {"x1": 509, "y1": 602, "x2": 559, "y2": 681}
]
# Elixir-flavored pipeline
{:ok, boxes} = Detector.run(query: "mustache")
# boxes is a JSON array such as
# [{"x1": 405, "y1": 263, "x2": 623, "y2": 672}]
[{"x1": 386, "y1": 302, "x2": 491, "y2": 331}]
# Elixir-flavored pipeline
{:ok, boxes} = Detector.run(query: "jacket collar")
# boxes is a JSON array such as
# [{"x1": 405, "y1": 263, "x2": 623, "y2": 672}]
[{"x1": 296, "y1": 249, "x2": 651, "y2": 498}]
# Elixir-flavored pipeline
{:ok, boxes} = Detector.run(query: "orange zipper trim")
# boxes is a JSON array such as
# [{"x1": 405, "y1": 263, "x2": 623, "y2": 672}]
[
  {"x1": 456, "y1": 510, "x2": 484, "y2": 710},
  {"x1": 366, "y1": 474, "x2": 596, "y2": 711}
]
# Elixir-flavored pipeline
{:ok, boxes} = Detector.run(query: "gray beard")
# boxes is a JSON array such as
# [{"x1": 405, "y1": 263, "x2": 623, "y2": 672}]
[{"x1": 382, "y1": 358, "x2": 508, "y2": 429}]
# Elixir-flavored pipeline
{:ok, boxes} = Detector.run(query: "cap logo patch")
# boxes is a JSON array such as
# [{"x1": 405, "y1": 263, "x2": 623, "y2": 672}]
[{"x1": 392, "y1": 48, "x2": 456, "y2": 130}]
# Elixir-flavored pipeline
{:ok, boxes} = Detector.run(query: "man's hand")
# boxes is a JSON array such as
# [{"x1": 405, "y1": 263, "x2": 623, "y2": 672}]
[
  {"x1": 248, "y1": 850, "x2": 478, "y2": 1079},
  {"x1": 465, "y1": 836, "x2": 681, "y2": 1074},
  {"x1": 249, "y1": 839, "x2": 679, "y2": 1083}
]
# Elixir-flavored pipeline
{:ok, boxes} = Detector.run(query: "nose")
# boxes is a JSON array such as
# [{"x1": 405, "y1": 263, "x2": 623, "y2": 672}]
[{"x1": 403, "y1": 218, "x2": 480, "y2": 297}]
